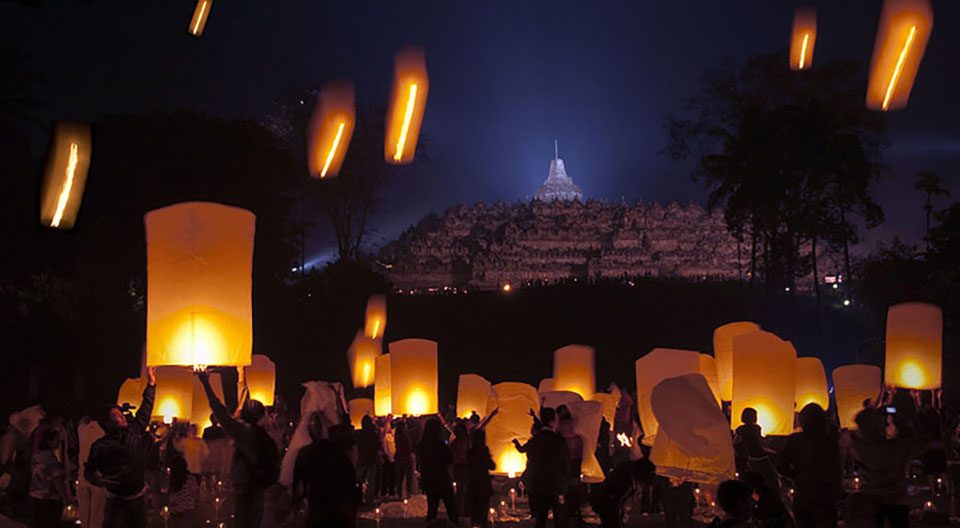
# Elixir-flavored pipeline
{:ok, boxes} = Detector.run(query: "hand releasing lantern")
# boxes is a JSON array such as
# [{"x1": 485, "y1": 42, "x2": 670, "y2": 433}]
[
  {"x1": 307, "y1": 82, "x2": 356, "y2": 179},
  {"x1": 40, "y1": 122, "x2": 92, "y2": 230},
  {"x1": 385, "y1": 48, "x2": 428, "y2": 164},
  {"x1": 866, "y1": 0, "x2": 933, "y2": 111},
  {"x1": 553, "y1": 344, "x2": 596, "y2": 400},
  {"x1": 145, "y1": 202, "x2": 255, "y2": 368},
  {"x1": 188, "y1": 0, "x2": 212, "y2": 37},
  {"x1": 885, "y1": 302, "x2": 942, "y2": 389},
  {"x1": 790, "y1": 7, "x2": 817, "y2": 70}
]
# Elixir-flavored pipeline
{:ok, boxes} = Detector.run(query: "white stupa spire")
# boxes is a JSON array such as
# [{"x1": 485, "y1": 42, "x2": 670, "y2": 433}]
[{"x1": 534, "y1": 140, "x2": 583, "y2": 203}]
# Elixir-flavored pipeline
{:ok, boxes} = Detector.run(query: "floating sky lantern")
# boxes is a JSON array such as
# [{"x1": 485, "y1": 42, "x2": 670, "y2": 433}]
[
  {"x1": 145, "y1": 202, "x2": 255, "y2": 367},
  {"x1": 374, "y1": 353, "x2": 391, "y2": 416},
  {"x1": 385, "y1": 47, "x2": 428, "y2": 164},
  {"x1": 457, "y1": 374, "x2": 495, "y2": 419},
  {"x1": 39, "y1": 121, "x2": 91, "y2": 230},
  {"x1": 388, "y1": 339, "x2": 437, "y2": 416},
  {"x1": 795, "y1": 357, "x2": 829, "y2": 411},
  {"x1": 568, "y1": 400, "x2": 605, "y2": 482},
  {"x1": 364, "y1": 295, "x2": 387, "y2": 340},
  {"x1": 347, "y1": 331, "x2": 380, "y2": 389},
  {"x1": 307, "y1": 82, "x2": 355, "y2": 179},
  {"x1": 885, "y1": 302, "x2": 942, "y2": 389},
  {"x1": 486, "y1": 382, "x2": 538, "y2": 477},
  {"x1": 731, "y1": 331, "x2": 796, "y2": 435},
  {"x1": 348, "y1": 398, "x2": 375, "y2": 429},
  {"x1": 832, "y1": 364, "x2": 881, "y2": 429},
  {"x1": 790, "y1": 7, "x2": 817, "y2": 71},
  {"x1": 154, "y1": 367, "x2": 194, "y2": 424},
  {"x1": 117, "y1": 378, "x2": 147, "y2": 410},
  {"x1": 553, "y1": 344, "x2": 595, "y2": 400},
  {"x1": 713, "y1": 322, "x2": 761, "y2": 401},
  {"x1": 247, "y1": 354, "x2": 276, "y2": 407},
  {"x1": 698, "y1": 354, "x2": 721, "y2": 404},
  {"x1": 635, "y1": 348, "x2": 702, "y2": 445},
  {"x1": 541, "y1": 390, "x2": 582, "y2": 411},
  {"x1": 650, "y1": 374, "x2": 736, "y2": 484},
  {"x1": 866, "y1": 0, "x2": 933, "y2": 111},
  {"x1": 188, "y1": 0, "x2": 212, "y2": 37}
]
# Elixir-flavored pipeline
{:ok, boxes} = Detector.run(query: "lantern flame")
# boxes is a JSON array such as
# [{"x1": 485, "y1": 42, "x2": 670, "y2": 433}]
[
  {"x1": 897, "y1": 358, "x2": 928, "y2": 387},
  {"x1": 320, "y1": 122, "x2": 346, "y2": 178},
  {"x1": 616, "y1": 432, "x2": 632, "y2": 447},
  {"x1": 385, "y1": 48, "x2": 428, "y2": 164},
  {"x1": 308, "y1": 83, "x2": 355, "y2": 179},
  {"x1": 393, "y1": 83, "x2": 418, "y2": 162},
  {"x1": 188, "y1": 0, "x2": 212, "y2": 37},
  {"x1": 882, "y1": 25, "x2": 917, "y2": 111},
  {"x1": 866, "y1": 0, "x2": 932, "y2": 112},
  {"x1": 405, "y1": 388, "x2": 430, "y2": 416},
  {"x1": 790, "y1": 7, "x2": 817, "y2": 71},
  {"x1": 497, "y1": 449, "x2": 526, "y2": 479},
  {"x1": 51, "y1": 143, "x2": 79, "y2": 228},
  {"x1": 799, "y1": 34, "x2": 810, "y2": 69}
]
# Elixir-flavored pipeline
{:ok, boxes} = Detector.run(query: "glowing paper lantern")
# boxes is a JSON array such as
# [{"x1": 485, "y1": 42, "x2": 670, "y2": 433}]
[
  {"x1": 348, "y1": 398, "x2": 375, "y2": 430},
  {"x1": 154, "y1": 367, "x2": 194, "y2": 424},
  {"x1": 538, "y1": 378, "x2": 555, "y2": 394},
  {"x1": 188, "y1": 0, "x2": 212, "y2": 37},
  {"x1": 866, "y1": 0, "x2": 933, "y2": 111},
  {"x1": 39, "y1": 121, "x2": 91, "y2": 230},
  {"x1": 568, "y1": 400, "x2": 605, "y2": 483},
  {"x1": 731, "y1": 332, "x2": 796, "y2": 435},
  {"x1": 832, "y1": 364, "x2": 881, "y2": 429},
  {"x1": 347, "y1": 331, "x2": 380, "y2": 389},
  {"x1": 145, "y1": 202, "x2": 255, "y2": 367},
  {"x1": 190, "y1": 372, "x2": 223, "y2": 431},
  {"x1": 388, "y1": 339, "x2": 437, "y2": 416},
  {"x1": 590, "y1": 392, "x2": 619, "y2": 429},
  {"x1": 457, "y1": 374, "x2": 495, "y2": 418},
  {"x1": 635, "y1": 348, "x2": 702, "y2": 446},
  {"x1": 307, "y1": 82, "x2": 355, "y2": 179},
  {"x1": 698, "y1": 354, "x2": 721, "y2": 404},
  {"x1": 714, "y1": 322, "x2": 761, "y2": 401},
  {"x1": 541, "y1": 390, "x2": 583, "y2": 411},
  {"x1": 364, "y1": 295, "x2": 387, "y2": 340},
  {"x1": 795, "y1": 357, "x2": 829, "y2": 411},
  {"x1": 650, "y1": 374, "x2": 735, "y2": 484},
  {"x1": 553, "y1": 344, "x2": 595, "y2": 400},
  {"x1": 790, "y1": 7, "x2": 817, "y2": 70},
  {"x1": 486, "y1": 382, "x2": 538, "y2": 477},
  {"x1": 385, "y1": 47, "x2": 428, "y2": 164},
  {"x1": 247, "y1": 354, "x2": 276, "y2": 406},
  {"x1": 885, "y1": 302, "x2": 942, "y2": 389},
  {"x1": 374, "y1": 354, "x2": 392, "y2": 416},
  {"x1": 117, "y1": 378, "x2": 148, "y2": 410}
]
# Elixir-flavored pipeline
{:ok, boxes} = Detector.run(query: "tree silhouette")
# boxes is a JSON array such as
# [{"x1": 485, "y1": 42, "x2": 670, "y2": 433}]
[{"x1": 913, "y1": 171, "x2": 949, "y2": 254}]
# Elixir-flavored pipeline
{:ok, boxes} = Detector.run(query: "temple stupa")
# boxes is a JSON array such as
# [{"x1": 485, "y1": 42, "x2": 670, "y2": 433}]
[{"x1": 534, "y1": 140, "x2": 583, "y2": 203}]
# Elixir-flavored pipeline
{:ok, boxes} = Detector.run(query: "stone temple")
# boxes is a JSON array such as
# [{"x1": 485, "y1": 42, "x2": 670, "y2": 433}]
[{"x1": 534, "y1": 157, "x2": 583, "y2": 203}]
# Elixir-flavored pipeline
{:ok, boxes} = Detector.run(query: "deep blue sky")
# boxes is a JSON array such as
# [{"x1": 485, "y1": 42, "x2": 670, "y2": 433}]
[{"x1": 3, "y1": 0, "x2": 958, "y2": 266}]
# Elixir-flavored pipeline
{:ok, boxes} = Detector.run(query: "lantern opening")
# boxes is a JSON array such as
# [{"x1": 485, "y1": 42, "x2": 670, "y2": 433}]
[
  {"x1": 157, "y1": 398, "x2": 181, "y2": 424},
  {"x1": 497, "y1": 449, "x2": 525, "y2": 479},
  {"x1": 406, "y1": 388, "x2": 431, "y2": 416},
  {"x1": 883, "y1": 25, "x2": 917, "y2": 111}
]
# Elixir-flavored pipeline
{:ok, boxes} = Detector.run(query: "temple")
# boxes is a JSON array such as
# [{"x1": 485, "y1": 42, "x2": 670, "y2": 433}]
[{"x1": 533, "y1": 142, "x2": 583, "y2": 203}]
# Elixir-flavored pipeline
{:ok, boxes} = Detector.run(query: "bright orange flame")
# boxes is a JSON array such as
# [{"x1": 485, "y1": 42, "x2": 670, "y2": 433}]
[
  {"x1": 405, "y1": 388, "x2": 430, "y2": 416},
  {"x1": 361, "y1": 361, "x2": 373, "y2": 387},
  {"x1": 502, "y1": 283, "x2": 511, "y2": 292},
  {"x1": 799, "y1": 33, "x2": 810, "y2": 69},
  {"x1": 882, "y1": 25, "x2": 917, "y2": 111},
  {"x1": 393, "y1": 83, "x2": 418, "y2": 162},
  {"x1": 51, "y1": 143, "x2": 79, "y2": 228},
  {"x1": 189, "y1": 0, "x2": 211, "y2": 36},
  {"x1": 372, "y1": 320, "x2": 381, "y2": 339},
  {"x1": 320, "y1": 121, "x2": 345, "y2": 178}
]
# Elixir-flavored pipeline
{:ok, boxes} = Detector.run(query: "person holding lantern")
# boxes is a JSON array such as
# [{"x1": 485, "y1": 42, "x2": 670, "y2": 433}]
[{"x1": 85, "y1": 366, "x2": 156, "y2": 528}]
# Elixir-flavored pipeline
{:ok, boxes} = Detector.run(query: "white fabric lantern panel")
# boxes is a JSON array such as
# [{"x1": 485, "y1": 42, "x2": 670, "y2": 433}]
[
  {"x1": 457, "y1": 374, "x2": 495, "y2": 419},
  {"x1": 553, "y1": 345, "x2": 596, "y2": 400},
  {"x1": 247, "y1": 354, "x2": 276, "y2": 407},
  {"x1": 795, "y1": 357, "x2": 829, "y2": 411},
  {"x1": 374, "y1": 354, "x2": 392, "y2": 416},
  {"x1": 731, "y1": 331, "x2": 796, "y2": 436},
  {"x1": 349, "y1": 398, "x2": 376, "y2": 430},
  {"x1": 486, "y1": 382, "x2": 538, "y2": 477},
  {"x1": 713, "y1": 321, "x2": 761, "y2": 401},
  {"x1": 832, "y1": 365, "x2": 882, "y2": 430},
  {"x1": 635, "y1": 348, "x2": 702, "y2": 446}
]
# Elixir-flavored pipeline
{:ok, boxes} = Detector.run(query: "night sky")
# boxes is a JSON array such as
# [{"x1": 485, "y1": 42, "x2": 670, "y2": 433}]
[{"x1": 3, "y1": 0, "x2": 959, "y2": 266}]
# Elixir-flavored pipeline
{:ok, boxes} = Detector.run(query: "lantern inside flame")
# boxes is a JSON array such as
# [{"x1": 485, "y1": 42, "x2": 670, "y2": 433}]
[
  {"x1": 885, "y1": 302, "x2": 942, "y2": 389},
  {"x1": 385, "y1": 48, "x2": 428, "y2": 164},
  {"x1": 790, "y1": 7, "x2": 817, "y2": 70},
  {"x1": 307, "y1": 82, "x2": 355, "y2": 178},
  {"x1": 866, "y1": 0, "x2": 933, "y2": 111},
  {"x1": 40, "y1": 122, "x2": 92, "y2": 230},
  {"x1": 347, "y1": 331, "x2": 380, "y2": 389},
  {"x1": 188, "y1": 0, "x2": 212, "y2": 37},
  {"x1": 364, "y1": 295, "x2": 386, "y2": 340}
]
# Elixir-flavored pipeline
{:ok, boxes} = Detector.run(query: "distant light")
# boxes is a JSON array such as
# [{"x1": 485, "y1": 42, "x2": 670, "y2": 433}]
[
  {"x1": 833, "y1": 283, "x2": 838, "y2": 289},
  {"x1": 502, "y1": 283, "x2": 512, "y2": 292},
  {"x1": 843, "y1": 299, "x2": 851, "y2": 306},
  {"x1": 785, "y1": 287, "x2": 791, "y2": 292}
]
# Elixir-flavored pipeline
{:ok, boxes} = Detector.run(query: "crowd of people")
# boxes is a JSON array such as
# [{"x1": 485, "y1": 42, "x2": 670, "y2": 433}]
[{"x1": 1, "y1": 367, "x2": 958, "y2": 528}]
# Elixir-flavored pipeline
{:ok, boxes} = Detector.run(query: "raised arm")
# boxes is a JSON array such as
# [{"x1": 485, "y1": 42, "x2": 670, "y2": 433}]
[
  {"x1": 132, "y1": 367, "x2": 157, "y2": 431},
  {"x1": 195, "y1": 367, "x2": 243, "y2": 439},
  {"x1": 478, "y1": 407, "x2": 499, "y2": 429}
]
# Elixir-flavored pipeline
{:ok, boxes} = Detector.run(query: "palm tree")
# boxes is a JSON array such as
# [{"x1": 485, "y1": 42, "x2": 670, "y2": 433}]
[{"x1": 914, "y1": 171, "x2": 949, "y2": 254}]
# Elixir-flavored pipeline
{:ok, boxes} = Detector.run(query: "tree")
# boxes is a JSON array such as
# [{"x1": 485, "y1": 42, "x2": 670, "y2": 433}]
[{"x1": 914, "y1": 171, "x2": 949, "y2": 254}]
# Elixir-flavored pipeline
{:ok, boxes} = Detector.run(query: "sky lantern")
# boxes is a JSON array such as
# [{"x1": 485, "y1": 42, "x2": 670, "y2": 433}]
[
  {"x1": 190, "y1": 372, "x2": 222, "y2": 432},
  {"x1": 635, "y1": 348, "x2": 702, "y2": 446},
  {"x1": 866, "y1": 0, "x2": 933, "y2": 111},
  {"x1": 650, "y1": 374, "x2": 736, "y2": 484},
  {"x1": 552, "y1": 344, "x2": 595, "y2": 400},
  {"x1": 538, "y1": 378, "x2": 554, "y2": 394},
  {"x1": 374, "y1": 354, "x2": 391, "y2": 416},
  {"x1": 885, "y1": 302, "x2": 942, "y2": 389},
  {"x1": 541, "y1": 390, "x2": 582, "y2": 411},
  {"x1": 154, "y1": 367, "x2": 194, "y2": 424},
  {"x1": 486, "y1": 382, "x2": 538, "y2": 477},
  {"x1": 364, "y1": 294, "x2": 387, "y2": 340},
  {"x1": 188, "y1": 0, "x2": 212, "y2": 37},
  {"x1": 795, "y1": 357, "x2": 829, "y2": 411},
  {"x1": 388, "y1": 339, "x2": 438, "y2": 416},
  {"x1": 698, "y1": 354, "x2": 721, "y2": 404},
  {"x1": 117, "y1": 378, "x2": 147, "y2": 410},
  {"x1": 347, "y1": 331, "x2": 380, "y2": 389},
  {"x1": 385, "y1": 47, "x2": 428, "y2": 164},
  {"x1": 568, "y1": 400, "x2": 605, "y2": 482},
  {"x1": 39, "y1": 121, "x2": 91, "y2": 230},
  {"x1": 790, "y1": 7, "x2": 817, "y2": 71},
  {"x1": 457, "y1": 374, "x2": 495, "y2": 419},
  {"x1": 145, "y1": 202, "x2": 255, "y2": 368},
  {"x1": 590, "y1": 392, "x2": 620, "y2": 429},
  {"x1": 832, "y1": 364, "x2": 881, "y2": 429},
  {"x1": 714, "y1": 322, "x2": 761, "y2": 401},
  {"x1": 307, "y1": 82, "x2": 355, "y2": 179},
  {"x1": 731, "y1": 331, "x2": 796, "y2": 435},
  {"x1": 246, "y1": 354, "x2": 276, "y2": 406},
  {"x1": 348, "y1": 398, "x2": 375, "y2": 429}
]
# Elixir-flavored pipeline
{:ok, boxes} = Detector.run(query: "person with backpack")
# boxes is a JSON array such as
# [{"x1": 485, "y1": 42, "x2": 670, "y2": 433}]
[{"x1": 196, "y1": 367, "x2": 278, "y2": 528}]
